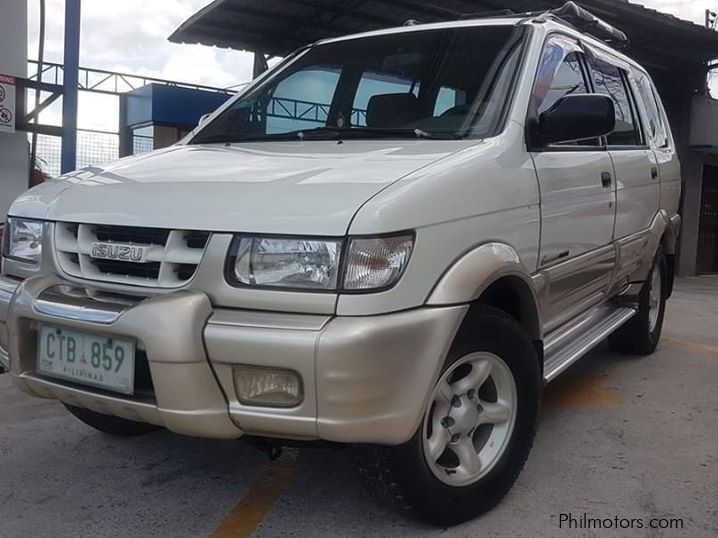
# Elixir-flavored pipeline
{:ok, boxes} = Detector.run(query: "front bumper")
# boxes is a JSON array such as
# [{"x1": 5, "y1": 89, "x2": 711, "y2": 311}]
[{"x1": 0, "y1": 275, "x2": 466, "y2": 444}]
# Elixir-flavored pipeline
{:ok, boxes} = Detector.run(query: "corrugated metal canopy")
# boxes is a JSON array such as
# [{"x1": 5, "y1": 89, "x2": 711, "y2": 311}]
[{"x1": 169, "y1": 0, "x2": 718, "y2": 71}]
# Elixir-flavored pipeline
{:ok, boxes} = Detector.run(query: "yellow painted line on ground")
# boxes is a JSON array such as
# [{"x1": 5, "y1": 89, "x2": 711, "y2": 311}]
[
  {"x1": 662, "y1": 337, "x2": 718, "y2": 357},
  {"x1": 210, "y1": 449, "x2": 299, "y2": 538},
  {"x1": 544, "y1": 374, "x2": 623, "y2": 408}
]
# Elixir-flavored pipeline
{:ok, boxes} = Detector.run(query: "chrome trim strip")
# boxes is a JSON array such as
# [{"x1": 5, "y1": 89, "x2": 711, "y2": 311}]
[{"x1": 32, "y1": 285, "x2": 134, "y2": 325}]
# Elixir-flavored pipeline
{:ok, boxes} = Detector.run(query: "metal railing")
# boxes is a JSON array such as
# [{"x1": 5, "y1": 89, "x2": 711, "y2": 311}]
[
  {"x1": 34, "y1": 128, "x2": 119, "y2": 178},
  {"x1": 27, "y1": 60, "x2": 232, "y2": 96},
  {"x1": 266, "y1": 97, "x2": 368, "y2": 126}
]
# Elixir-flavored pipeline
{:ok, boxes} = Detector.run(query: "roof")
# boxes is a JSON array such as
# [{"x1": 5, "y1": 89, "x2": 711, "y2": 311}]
[{"x1": 169, "y1": 0, "x2": 718, "y2": 71}]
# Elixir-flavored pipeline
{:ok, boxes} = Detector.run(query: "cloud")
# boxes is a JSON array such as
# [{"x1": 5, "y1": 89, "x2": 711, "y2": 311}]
[
  {"x1": 24, "y1": 0, "x2": 718, "y2": 133},
  {"x1": 27, "y1": 0, "x2": 254, "y2": 89},
  {"x1": 26, "y1": 0, "x2": 255, "y2": 132}
]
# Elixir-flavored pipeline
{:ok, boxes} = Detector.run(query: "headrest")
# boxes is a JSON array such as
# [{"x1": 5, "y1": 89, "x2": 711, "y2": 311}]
[{"x1": 366, "y1": 93, "x2": 420, "y2": 128}]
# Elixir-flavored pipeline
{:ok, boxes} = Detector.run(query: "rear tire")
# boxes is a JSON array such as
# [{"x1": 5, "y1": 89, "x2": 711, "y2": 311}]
[
  {"x1": 64, "y1": 404, "x2": 160, "y2": 437},
  {"x1": 609, "y1": 252, "x2": 667, "y2": 356},
  {"x1": 357, "y1": 305, "x2": 541, "y2": 526}
]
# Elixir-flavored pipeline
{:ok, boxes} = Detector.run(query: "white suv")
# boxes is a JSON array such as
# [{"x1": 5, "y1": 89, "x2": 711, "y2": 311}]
[{"x1": 0, "y1": 3, "x2": 681, "y2": 526}]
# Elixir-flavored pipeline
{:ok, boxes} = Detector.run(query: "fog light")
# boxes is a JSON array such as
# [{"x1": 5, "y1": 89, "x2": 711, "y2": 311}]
[{"x1": 233, "y1": 366, "x2": 303, "y2": 407}]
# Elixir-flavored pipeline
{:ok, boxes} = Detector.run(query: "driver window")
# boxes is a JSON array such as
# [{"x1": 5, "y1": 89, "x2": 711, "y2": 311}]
[{"x1": 531, "y1": 37, "x2": 598, "y2": 146}]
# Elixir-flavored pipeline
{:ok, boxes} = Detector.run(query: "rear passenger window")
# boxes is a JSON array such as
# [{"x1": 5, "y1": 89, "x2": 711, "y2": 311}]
[
  {"x1": 589, "y1": 58, "x2": 642, "y2": 146},
  {"x1": 434, "y1": 86, "x2": 467, "y2": 117},
  {"x1": 352, "y1": 70, "x2": 419, "y2": 127},
  {"x1": 634, "y1": 73, "x2": 669, "y2": 148}
]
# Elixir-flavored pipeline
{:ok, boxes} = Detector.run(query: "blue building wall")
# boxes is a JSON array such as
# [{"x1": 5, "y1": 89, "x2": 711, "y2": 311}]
[{"x1": 124, "y1": 84, "x2": 231, "y2": 128}]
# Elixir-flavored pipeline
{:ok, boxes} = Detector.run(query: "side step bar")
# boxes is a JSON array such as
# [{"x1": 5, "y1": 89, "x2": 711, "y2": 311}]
[{"x1": 543, "y1": 303, "x2": 637, "y2": 383}]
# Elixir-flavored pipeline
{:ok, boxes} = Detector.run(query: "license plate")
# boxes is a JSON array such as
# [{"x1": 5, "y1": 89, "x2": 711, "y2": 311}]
[{"x1": 37, "y1": 325, "x2": 135, "y2": 395}]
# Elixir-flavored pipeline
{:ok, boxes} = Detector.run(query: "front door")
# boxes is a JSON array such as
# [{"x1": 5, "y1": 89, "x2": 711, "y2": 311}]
[{"x1": 529, "y1": 36, "x2": 617, "y2": 331}]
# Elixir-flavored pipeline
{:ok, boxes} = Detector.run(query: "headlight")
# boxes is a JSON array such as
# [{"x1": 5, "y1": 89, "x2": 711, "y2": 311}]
[
  {"x1": 4, "y1": 218, "x2": 44, "y2": 265},
  {"x1": 230, "y1": 237, "x2": 342, "y2": 290},
  {"x1": 227, "y1": 233, "x2": 414, "y2": 292}
]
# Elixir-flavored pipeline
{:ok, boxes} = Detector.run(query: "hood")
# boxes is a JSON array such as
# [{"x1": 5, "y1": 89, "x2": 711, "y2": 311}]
[{"x1": 10, "y1": 141, "x2": 473, "y2": 235}]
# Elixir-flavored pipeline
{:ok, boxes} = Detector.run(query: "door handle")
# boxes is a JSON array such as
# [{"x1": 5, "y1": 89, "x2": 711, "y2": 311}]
[
  {"x1": 601, "y1": 171, "x2": 612, "y2": 188},
  {"x1": 651, "y1": 166, "x2": 659, "y2": 180}
]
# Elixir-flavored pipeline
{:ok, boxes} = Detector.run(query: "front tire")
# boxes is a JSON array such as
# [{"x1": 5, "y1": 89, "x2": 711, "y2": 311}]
[
  {"x1": 64, "y1": 404, "x2": 160, "y2": 437},
  {"x1": 609, "y1": 252, "x2": 667, "y2": 356},
  {"x1": 358, "y1": 305, "x2": 541, "y2": 526}
]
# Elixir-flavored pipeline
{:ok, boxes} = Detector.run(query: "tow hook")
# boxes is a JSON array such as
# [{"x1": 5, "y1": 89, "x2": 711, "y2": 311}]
[
  {"x1": 245, "y1": 436, "x2": 284, "y2": 461},
  {"x1": 267, "y1": 445, "x2": 283, "y2": 461}
]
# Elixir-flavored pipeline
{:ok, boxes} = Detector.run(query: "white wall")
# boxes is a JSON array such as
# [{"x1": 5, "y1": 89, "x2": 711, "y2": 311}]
[{"x1": 0, "y1": 0, "x2": 29, "y2": 221}]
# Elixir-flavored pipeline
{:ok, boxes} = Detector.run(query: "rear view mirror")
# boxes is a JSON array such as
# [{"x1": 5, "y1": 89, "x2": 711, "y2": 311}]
[{"x1": 536, "y1": 94, "x2": 615, "y2": 146}]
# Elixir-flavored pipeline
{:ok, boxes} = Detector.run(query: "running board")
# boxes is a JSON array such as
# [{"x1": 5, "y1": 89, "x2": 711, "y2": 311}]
[{"x1": 543, "y1": 303, "x2": 637, "y2": 383}]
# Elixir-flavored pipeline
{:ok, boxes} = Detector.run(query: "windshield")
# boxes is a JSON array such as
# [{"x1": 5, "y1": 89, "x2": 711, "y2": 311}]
[{"x1": 191, "y1": 25, "x2": 525, "y2": 144}]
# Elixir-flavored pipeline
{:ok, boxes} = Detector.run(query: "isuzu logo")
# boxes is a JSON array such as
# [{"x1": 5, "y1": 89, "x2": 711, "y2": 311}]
[{"x1": 91, "y1": 242, "x2": 147, "y2": 262}]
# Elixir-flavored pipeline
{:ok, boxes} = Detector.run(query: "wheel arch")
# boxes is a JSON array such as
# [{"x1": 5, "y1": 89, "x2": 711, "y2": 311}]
[{"x1": 427, "y1": 242, "x2": 542, "y2": 341}]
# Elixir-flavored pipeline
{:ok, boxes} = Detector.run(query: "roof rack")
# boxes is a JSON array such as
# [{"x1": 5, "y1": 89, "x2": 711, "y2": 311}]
[
  {"x1": 548, "y1": 2, "x2": 629, "y2": 45},
  {"x1": 457, "y1": 9, "x2": 515, "y2": 20},
  {"x1": 457, "y1": 2, "x2": 628, "y2": 46}
]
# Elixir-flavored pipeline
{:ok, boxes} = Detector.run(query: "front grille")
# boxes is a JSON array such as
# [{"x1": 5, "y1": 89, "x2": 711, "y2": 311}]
[
  {"x1": 55, "y1": 222, "x2": 211, "y2": 288},
  {"x1": 94, "y1": 225, "x2": 171, "y2": 245},
  {"x1": 91, "y1": 259, "x2": 162, "y2": 279}
]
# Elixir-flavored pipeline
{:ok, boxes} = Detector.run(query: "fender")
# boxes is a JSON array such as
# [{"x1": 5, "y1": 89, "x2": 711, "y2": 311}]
[
  {"x1": 426, "y1": 242, "x2": 542, "y2": 339},
  {"x1": 613, "y1": 209, "x2": 680, "y2": 296},
  {"x1": 663, "y1": 213, "x2": 681, "y2": 256}
]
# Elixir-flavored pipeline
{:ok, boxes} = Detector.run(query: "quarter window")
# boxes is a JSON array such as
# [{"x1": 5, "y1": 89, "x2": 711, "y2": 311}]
[
  {"x1": 634, "y1": 73, "x2": 669, "y2": 148},
  {"x1": 589, "y1": 58, "x2": 641, "y2": 146}
]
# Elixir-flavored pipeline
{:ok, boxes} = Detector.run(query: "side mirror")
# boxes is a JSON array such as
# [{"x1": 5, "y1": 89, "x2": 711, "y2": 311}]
[
  {"x1": 536, "y1": 94, "x2": 615, "y2": 146},
  {"x1": 198, "y1": 113, "x2": 212, "y2": 127}
]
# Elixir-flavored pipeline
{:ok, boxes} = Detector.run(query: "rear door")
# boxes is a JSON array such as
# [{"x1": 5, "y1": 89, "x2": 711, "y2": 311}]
[
  {"x1": 632, "y1": 71, "x2": 681, "y2": 217},
  {"x1": 530, "y1": 36, "x2": 617, "y2": 331},
  {"x1": 586, "y1": 50, "x2": 659, "y2": 242}
]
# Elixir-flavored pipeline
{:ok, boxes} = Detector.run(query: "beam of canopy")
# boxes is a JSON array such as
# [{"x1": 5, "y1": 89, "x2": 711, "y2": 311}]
[{"x1": 170, "y1": 0, "x2": 718, "y2": 71}]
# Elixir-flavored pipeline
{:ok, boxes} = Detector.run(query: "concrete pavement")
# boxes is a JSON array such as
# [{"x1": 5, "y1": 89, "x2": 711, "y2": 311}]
[{"x1": 0, "y1": 277, "x2": 716, "y2": 537}]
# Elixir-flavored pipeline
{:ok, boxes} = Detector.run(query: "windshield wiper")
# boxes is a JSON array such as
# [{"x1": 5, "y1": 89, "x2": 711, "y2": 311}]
[
  {"x1": 192, "y1": 132, "x2": 305, "y2": 144},
  {"x1": 193, "y1": 127, "x2": 461, "y2": 145},
  {"x1": 297, "y1": 127, "x2": 461, "y2": 141}
]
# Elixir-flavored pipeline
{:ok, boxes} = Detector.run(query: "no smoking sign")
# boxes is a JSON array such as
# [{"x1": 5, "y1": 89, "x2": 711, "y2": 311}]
[
  {"x1": 0, "y1": 107, "x2": 12, "y2": 124},
  {"x1": 0, "y1": 74, "x2": 16, "y2": 133}
]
